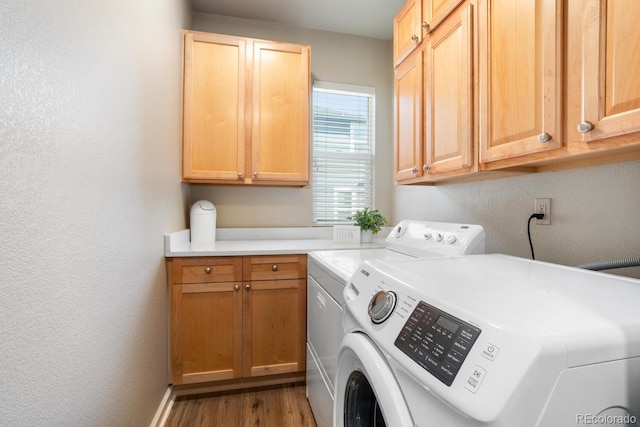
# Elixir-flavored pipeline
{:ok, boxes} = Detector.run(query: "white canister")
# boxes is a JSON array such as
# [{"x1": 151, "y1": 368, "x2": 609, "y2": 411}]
[{"x1": 190, "y1": 200, "x2": 217, "y2": 249}]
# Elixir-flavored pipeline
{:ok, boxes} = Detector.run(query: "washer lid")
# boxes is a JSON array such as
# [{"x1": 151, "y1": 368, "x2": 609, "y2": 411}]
[{"x1": 309, "y1": 248, "x2": 408, "y2": 283}]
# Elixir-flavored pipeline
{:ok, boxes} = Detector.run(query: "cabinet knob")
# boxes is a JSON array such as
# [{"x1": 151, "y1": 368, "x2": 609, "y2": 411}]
[
  {"x1": 537, "y1": 132, "x2": 551, "y2": 143},
  {"x1": 253, "y1": 171, "x2": 258, "y2": 178},
  {"x1": 237, "y1": 172, "x2": 243, "y2": 179},
  {"x1": 234, "y1": 284, "x2": 240, "y2": 291},
  {"x1": 204, "y1": 267, "x2": 211, "y2": 274},
  {"x1": 411, "y1": 34, "x2": 419, "y2": 42},
  {"x1": 412, "y1": 167, "x2": 418, "y2": 173},
  {"x1": 577, "y1": 121, "x2": 594, "y2": 133},
  {"x1": 423, "y1": 165, "x2": 430, "y2": 172},
  {"x1": 421, "y1": 22, "x2": 430, "y2": 32},
  {"x1": 245, "y1": 284, "x2": 251, "y2": 291},
  {"x1": 272, "y1": 264, "x2": 278, "y2": 272}
]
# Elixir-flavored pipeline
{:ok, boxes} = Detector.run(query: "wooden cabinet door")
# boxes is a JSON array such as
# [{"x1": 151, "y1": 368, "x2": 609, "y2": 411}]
[
  {"x1": 422, "y1": 0, "x2": 465, "y2": 33},
  {"x1": 394, "y1": 49, "x2": 424, "y2": 182},
  {"x1": 182, "y1": 32, "x2": 246, "y2": 182},
  {"x1": 242, "y1": 278, "x2": 306, "y2": 378},
  {"x1": 171, "y1": 282, "x2": 243, "y2": 385},
  {"x1": 478, "y1": 0, "x2": 563, "y2": 164},
  {"x1": 581, "y1": 0, "x2": 640, "y2": 142},
  {"x1": 250, "y1": 41, "x2": 310, "y2": 184},
  {"x1": 424, "y1": 2, "x2": 473, "y2": 176},
  {"x1": 394, "y1": 0, "x2": 422, "y2": 67}
]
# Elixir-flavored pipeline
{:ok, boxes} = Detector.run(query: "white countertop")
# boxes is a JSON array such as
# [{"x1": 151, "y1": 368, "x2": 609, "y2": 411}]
[{"x1": 164, "y1": 228, "x2": 387, "y2": 257}]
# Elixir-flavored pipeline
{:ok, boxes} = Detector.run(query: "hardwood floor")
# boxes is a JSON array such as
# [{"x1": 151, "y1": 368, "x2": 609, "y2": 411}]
[{"x1": 165, "y1": 384, "x2": 318, "y2": 427}]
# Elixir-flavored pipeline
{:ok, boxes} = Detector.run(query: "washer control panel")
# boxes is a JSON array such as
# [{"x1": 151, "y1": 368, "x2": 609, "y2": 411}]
[
  {"x1": 394, "y1": 301, "x2": 481, "y2": 386},
  {"x1": 385, "y1": 220, "x2": 485, "y2": 258}
]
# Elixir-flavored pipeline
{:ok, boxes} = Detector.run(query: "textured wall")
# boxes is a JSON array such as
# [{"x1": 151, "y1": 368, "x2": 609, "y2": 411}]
[
  {"x1": 0, "y1": 0, "x2": 189, "y2": 425},
  {"x1": 190, "y1": 13, "x2": 394, "y2": 227},
  {"x1": 394, "y1": 160, "x2": 640, "y2": 279}
]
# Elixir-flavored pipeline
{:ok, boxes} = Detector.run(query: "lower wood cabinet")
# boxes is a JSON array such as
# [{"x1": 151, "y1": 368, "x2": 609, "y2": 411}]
[{"x1": 167, "y1": 255, "x2": 307, "y2": 390}]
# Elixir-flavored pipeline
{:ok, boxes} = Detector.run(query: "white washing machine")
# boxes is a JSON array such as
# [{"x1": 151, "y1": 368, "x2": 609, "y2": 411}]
[
  {"x1": 306, "y1": 220, "x2": 486, "y2": 427},
  {"x1": 335, "y1": 254, "x2": 640, "y2": 427}
]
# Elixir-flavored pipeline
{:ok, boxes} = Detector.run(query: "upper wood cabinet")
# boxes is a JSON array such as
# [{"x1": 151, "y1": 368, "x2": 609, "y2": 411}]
[
  {"x1": 392, "y1": 0, "x2": 640, "y2": 184},
  {"x1": 394, "y1": 0, "x2": 466, "y2": 68},
  {"x1": 182, "y1": 31, "x2": 310, "y2": 186},
  {"x1": 394, "y1": 2, "x2": 474, "y2": 183},
  {"x1": 424, "y1": 3, "x2": 473, "y2": 176},
  {"x1": 580, "y1": 0, "x2": 640, "y2": 142},
  {"x1": 394, "y1": 0, "x2": 422, "y2": 67},
  {"x1": 478, "y1": 0, "x2": 563, "y2": 164},
  {"x1": 394, "y1": 48, "x2": 423, "y2": 181},
  {"x1": 423, "y1": 0, "x2": 465, "y2": 33},
  {"x1": 251, "y1": 41, "x2": 310, "y2": 184},
  {"x1": 183, "y1": 32, "x2": 246, "y2": 183}
]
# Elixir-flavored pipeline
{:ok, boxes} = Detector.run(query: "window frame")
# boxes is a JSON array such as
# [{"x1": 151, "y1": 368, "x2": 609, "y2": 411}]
[{"x1": 311, "y1": 81, "x2": 376, "y2": 226}]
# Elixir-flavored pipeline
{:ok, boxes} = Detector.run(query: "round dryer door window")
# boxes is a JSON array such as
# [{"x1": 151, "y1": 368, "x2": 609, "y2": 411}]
[
  {"x1": 334, "y1": 333, "x2": 413, "y2": 427},
  {"x1": 344, "y1": 371, "x2": 386, "y2": 426}
]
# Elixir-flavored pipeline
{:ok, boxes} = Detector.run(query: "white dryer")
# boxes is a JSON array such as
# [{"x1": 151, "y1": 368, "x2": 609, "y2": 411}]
[
  {"x1": 335, "y1": 254, "x2": 640, "y2": 426},
  {"x1": 306, "y1": 220, "x2": 485, "y2": 427}
]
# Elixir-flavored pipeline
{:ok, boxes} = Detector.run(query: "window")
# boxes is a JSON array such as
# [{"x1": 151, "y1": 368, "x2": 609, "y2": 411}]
[{"x1": 312, "y1": 82, "x2": 376, "y2": 225}]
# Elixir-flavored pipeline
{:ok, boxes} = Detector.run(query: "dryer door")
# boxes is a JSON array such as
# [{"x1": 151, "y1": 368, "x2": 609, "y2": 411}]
[{"x1": 334, "y1": 332, "x2": 414, "y2": 427}]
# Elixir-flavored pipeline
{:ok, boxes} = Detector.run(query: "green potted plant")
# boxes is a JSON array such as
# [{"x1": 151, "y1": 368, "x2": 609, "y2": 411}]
[{"x1": 348, "y1": 207, "x2": 388, "y2": 243}]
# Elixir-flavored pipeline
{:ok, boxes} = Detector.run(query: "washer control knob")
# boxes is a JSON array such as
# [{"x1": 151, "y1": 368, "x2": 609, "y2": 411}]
[
  {"x1": 368, "y1": 291, "x2": 397, "y2": 324},
  {"x1": 395, "y1": 225, "x2": 406, "y2": 238},
  {"x1": 434, "y1": 232, "x2": 444, "y2": 242},
  {"x1": 445, "y1": 234, "x2": 457, "y2": 244},
  {"x1": 423, "y1": 231, "x2": 432, "y2": 240}
]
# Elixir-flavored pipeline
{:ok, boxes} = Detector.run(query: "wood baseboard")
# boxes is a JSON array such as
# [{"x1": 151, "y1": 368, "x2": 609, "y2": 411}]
[{"x1": 150, "y1": 387, "x2": 175, "y2": 427}]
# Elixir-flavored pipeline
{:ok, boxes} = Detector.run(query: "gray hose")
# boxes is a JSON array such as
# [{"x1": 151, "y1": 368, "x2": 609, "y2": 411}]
[{"x1": 577, "y1": 258, "x2": 640, "y2": 271}]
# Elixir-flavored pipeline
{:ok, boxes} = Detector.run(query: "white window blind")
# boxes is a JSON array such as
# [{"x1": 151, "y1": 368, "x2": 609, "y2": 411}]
[{"x1": 312, "y1": 82, "x2": 375, "y2": 225}]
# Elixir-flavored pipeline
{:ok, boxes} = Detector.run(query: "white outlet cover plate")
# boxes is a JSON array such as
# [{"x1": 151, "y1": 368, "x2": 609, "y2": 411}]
[{"x1": 535, "y1": 198, "x2": 551, "y2": 225}]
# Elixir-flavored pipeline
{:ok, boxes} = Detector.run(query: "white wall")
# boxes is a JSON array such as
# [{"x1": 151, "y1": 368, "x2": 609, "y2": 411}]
[
  {"x1": 0, "y1": 0, "x2": 190, "y2": 425},
  {"x1": 190, "y1": 13, "x2": 394, "y2": 227},
  {"x1": 394, "y1": 160, "x2": 640, "y2": 279}
]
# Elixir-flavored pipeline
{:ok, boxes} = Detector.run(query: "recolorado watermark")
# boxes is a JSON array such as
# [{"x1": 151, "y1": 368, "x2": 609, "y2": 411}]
[{"x1": 576, "y1": 413, "x2": 637, "y2": 425}]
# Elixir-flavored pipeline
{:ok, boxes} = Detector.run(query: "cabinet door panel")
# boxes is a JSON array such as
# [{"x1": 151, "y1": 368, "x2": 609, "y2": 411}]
[
  {"x1": 582, "y1": 0, "x2": 640, "y2": 141},
  {"x1": 479, "y1": 0, "x2": 562, "y2": 163},
  {"x1": 423, "y1": 0, "x2": 465, "y2": 32},
  {"x1": 171, "y1": 282, "x2": 243, "y2": 384},
  {"x1": 394, "y1": 0, "x2": 422, "y2": 67},
  {"x1": 251, "y1": 42, "x2": 310, "y2": 183},
  {"x1": 394, "y1": 49, "x2": 424, "y2": 181},
  {"x1": 243, "y1": 279, "x2": 306, "y2": 377},
  {"x1": 183, "y1": 32, "x2": 246, "y2": 181},
  {"x1": 425, "y1": 3, "x2": 473, "y2": 175}
]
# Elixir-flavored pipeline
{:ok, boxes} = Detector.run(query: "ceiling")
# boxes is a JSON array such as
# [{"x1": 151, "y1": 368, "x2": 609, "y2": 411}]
[{"x1": 191, "y1": 0, "x2": 406, "y2": 40}]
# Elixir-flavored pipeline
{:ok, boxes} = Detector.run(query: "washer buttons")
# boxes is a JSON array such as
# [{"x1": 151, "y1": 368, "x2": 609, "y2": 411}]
[
  {"x1": 481, "y1": 344, "x2": 500, "y2": 361},
  {"x1": 464, "y1": 365, "x2": 487, "y2": 394}
]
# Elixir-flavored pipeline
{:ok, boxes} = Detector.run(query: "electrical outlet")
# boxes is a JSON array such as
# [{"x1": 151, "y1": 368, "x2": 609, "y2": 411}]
[{"x1": 535, "y1": 198, "x2": 551, "y2": 225}]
